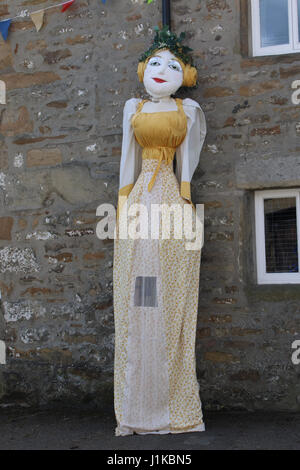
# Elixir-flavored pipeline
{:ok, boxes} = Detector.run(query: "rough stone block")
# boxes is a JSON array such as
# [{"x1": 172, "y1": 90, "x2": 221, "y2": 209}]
[{"x1": 27, "y1": 148, "x2": 63, "y2": 167}]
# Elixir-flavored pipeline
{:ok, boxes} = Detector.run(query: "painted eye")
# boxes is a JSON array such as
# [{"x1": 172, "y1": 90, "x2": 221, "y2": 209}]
[
  {"x1": 168, "y1": 60, "x2": 182, "y2": 72},
  {"x1": 148, "y1": 57, "x2": 162, "y2": 66}
]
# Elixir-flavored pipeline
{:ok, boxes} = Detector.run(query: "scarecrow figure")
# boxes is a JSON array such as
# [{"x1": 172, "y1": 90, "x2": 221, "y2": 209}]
[{"x1": 113, "y1": 26, "x2": 207, "y2": 436}]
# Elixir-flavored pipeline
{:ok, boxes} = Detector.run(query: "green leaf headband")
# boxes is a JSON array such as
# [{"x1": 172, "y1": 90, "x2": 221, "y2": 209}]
[{"x1": 139, "y1": 25, "x2": 195, "y2": 67}]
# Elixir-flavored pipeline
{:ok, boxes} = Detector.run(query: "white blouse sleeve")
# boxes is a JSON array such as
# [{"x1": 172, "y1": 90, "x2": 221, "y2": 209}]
[
  {"x1": 118, "y1": 98, "x2": 142, "y2": 210},
  {"x1": 175, "y1": 97, "x2": 207, "y2": 203}
]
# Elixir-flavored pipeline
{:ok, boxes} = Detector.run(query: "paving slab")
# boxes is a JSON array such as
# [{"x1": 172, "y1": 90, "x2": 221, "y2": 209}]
[{"x1": 0, "y1": 408, "x2": 299, "y2": 450}]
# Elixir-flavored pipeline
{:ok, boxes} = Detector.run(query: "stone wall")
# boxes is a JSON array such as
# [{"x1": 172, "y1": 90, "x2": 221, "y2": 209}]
[{"x1": 0, "y1": 0, "x2": 300, "y2": 411}]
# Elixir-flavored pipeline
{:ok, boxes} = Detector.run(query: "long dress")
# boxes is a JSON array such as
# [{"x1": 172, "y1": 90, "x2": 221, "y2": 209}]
[{"x1": 113, "y1": 96, "x2": 207, "y2": 436}]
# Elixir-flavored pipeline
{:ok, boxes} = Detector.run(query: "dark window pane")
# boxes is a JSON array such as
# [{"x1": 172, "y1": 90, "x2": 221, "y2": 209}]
[
  {"x1": 259, "y1": 0, "x2": 289, "y2": 47},
  {"x1": 134, "y1": 276, "x2": 158, "y2": 307},
  {"x1": 264, "y1": 197, "x2": 299, "y2": 273}
]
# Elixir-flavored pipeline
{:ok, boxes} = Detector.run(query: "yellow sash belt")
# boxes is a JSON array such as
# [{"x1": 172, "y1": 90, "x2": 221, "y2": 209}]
[{"x1": 142, "y1": 146, "x2": 176, "y2": 192}]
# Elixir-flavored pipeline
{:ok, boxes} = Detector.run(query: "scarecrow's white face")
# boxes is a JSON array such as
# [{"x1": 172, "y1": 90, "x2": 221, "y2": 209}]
[{"x1": 143, "y1": 49, "x2": 184, "y2": 99}]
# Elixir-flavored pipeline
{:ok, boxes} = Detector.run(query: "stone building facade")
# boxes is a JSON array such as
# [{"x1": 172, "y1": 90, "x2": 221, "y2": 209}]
[{"x1": 0, "y1": 0, "x2": 300, "y2": 411}]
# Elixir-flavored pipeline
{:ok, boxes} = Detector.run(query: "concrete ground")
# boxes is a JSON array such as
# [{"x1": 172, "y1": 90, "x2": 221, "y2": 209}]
[{"x1": 0, "y1": 407, "x2": 299, "y2": 450}]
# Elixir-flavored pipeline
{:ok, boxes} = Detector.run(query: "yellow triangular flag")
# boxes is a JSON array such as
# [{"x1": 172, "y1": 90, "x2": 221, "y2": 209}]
[{"x1": 30, "y1": 10, "x2": 44, "y2": 32}]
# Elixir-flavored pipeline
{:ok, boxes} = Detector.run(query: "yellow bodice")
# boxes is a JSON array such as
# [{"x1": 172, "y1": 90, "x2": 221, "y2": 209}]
[{"x1": 131, "y1": 98, "x2": 187, "y2": 191}]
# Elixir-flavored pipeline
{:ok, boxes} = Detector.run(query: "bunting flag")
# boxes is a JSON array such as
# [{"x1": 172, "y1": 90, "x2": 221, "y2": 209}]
[
  {"x1": 30, "y1": 10, "x2": 44, "y2": 32},
  {"x1": 0, "y1": 80, "x2": 6, "y2": 105},
  {"x1": 0, "y1": 0, "x2": 154, "y2": 43},
  {"x1": 61, "y1": 0, "x2": 75, "y2": 12},
  {"x1": 0, "y1": 19, "x2": 11, "y2": 41}
]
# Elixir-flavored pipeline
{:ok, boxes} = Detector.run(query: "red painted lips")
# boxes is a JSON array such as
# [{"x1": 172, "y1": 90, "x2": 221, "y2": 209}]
[{"x1": 153, "y1": 78, "x2": 167, "y2": 83}]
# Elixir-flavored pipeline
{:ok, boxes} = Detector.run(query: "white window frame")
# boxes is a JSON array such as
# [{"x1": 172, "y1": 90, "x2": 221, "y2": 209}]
[
  {"x1": 255, "y1": 189, "x2": 300, "y2": 284},
  {"x1": 251, "y1": 0, "x2": 300, "y2": 56}
]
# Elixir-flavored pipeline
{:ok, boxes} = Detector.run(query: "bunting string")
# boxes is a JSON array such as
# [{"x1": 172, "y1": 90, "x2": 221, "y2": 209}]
[
  {"x1": 0, "y1": 0, "x2": 154, "y2": 40},
  {"x1": 0, "y1": 0, "x2": 76, "y2": 39},
  {"x1": 4, "y1": 0, "x2": 75, "y2": 22},
  {"x1": 0, "y1": 0, "x2": 155, "y2": 40}
]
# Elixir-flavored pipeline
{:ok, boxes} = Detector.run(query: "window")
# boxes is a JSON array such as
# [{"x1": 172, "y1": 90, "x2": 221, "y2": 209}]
[
  {"x1": 251, "y1": 0, "x2": 300, "y2": 56},
  {"x1": 255, "y1": 189, "x2": 300, "y2": 284}
]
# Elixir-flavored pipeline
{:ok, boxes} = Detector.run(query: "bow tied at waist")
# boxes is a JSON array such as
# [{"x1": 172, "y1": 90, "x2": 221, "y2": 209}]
[{"x1": 142, "y1": 146, "x2": 176, "y2": 192}]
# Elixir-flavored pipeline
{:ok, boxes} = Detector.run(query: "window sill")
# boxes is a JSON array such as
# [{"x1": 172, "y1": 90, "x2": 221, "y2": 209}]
[
  {"x1": 241, "y1": 52, "x2": 300, "y2": 66},
  {"x1": 245, "y1": 283, "x2": 300, "y2": 302}
]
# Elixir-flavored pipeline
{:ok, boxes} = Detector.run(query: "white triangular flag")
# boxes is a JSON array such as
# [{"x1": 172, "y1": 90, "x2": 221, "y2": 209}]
[
  {"x1": 0, "y1": 80, "x2": 6, "y2": 105},
  {"x1": 30, "y1": 10, "x2": 44, "y2": 32}
]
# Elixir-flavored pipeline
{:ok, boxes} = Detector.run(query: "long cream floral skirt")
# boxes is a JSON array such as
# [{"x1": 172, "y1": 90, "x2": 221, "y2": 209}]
[{"x1": 113, "y1": 158, "x2": 204, "y2": 436}]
